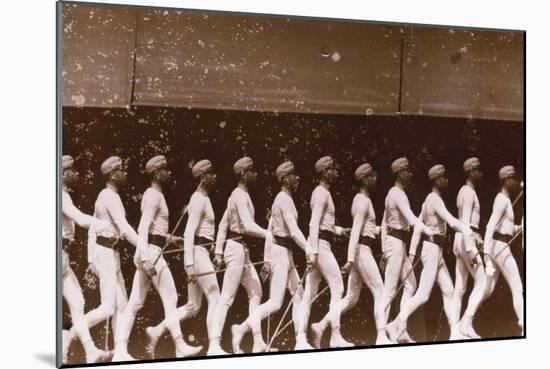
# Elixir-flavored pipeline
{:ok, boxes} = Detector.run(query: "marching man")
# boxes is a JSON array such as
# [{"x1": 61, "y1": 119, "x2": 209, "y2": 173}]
[
  {"x1": 482, "y1": 165, "x2": 524, "y2": 334},
  {"x1": 312, "y1": 163, "x2": 390, "y2": 345},
  {"x1": 213, "y1": 157, "x2": 267, "y2": 353},
  {"x1": 82, "y1": 156, "x2": 142, "y2": 358},
  {"x1": 379, "y1": 157, "x2": 432, "y2": 343},
  {"x1": 61, "y1": 155, "x2": 111, "y2": 364},
  {"x1": 386, "y1": 164, "x2": 475, "y2": 342},
  {"x1": 146, "y1": 159, "x2": 223, "y2": 356},
  {"x1": 231, "y1": 161, "x2": 308, "y2": 352},
  {"x1": 112, "y1": 155, "x2": 201, "y2": 360},
  {"x1": 297, "y1": 156, "x2": 352, "y2": 349},
  {"x1": 450, "y1": 157, "x2": 486, "y2": 339}
]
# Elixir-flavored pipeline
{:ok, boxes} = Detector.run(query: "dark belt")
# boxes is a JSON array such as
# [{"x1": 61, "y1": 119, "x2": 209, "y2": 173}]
[
  {"x1": 471, "y1": 226, "x2": 480, "y2": 234},
  {"x1": 493, "y1": 232, "x2": 513, "y2": 244},
  {"x1": 422, "y1": 234, "x2": 447, "y2": 246},
  {"x1": 319, "y1": 229, "x2": 335, "y2": 244},
  {"x1": 195, "y1": 236, "x2": 214, "y2": 249},
  {"x1": 148, "y1": 234, "x2": 166, "y2": 247},
  {"x1": 358, "y1": 235, "x2": 376, "y2": 248},
  {"x1": 62, "y1": 238, "x2": 75, "y2": 250},
  {"x1": 227, "y1": 230, "x2": 253, "y2": 247},
  {"x1": 273, "y1": 235, "x2": 304, "y2": 256},
  {"x1": 387, "y1": 228, "x2": 412, "y2": 243},
  {"x1": 96, "y1": 235, "x2": 120, "y2": 250}
]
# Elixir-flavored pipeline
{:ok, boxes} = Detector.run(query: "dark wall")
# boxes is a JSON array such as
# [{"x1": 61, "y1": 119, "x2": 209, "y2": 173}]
[{"x1": 62, "y1": 106, "x2": 524, "y2": 363}]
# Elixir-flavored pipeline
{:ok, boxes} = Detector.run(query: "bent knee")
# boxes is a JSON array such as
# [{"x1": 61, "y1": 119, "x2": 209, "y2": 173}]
[{"x1": 220, "y1": 293, "x2": 236, "y2": 308}]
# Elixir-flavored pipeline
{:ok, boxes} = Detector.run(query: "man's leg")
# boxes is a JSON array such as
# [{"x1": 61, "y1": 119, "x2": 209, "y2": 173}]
[
  {"x1": 295, "y1": 256, "x2": 321, "y2": 350},
  {"x1": 435, "y1": 249, "x2": 457, "y2": 340},
  {"x1": 286, "y1": 258, "x2": 304, "y2": 339},
  {"x1": 233, "y1": 245, "x2": 288, "y2": 353},
  {"x1": 62, "y1": 262, "x2": 110, "y2": 364},
  {"x1": 450, "y1": 236, "x2": 469, "y2": 340},
  {"x1": 380, "y1": 236, "x2": 405, "y2": 326},
  {"x1": 211, "y1": 241, "x2": 245, "y2": 351},
  {"x1": 112, "y1": 268, "x2": 150, "y2": 361},
  {"x1": 232, "y1": 246, "x2": 263, "y2": 352},
  {"x1": 387, "y1": 242, "x2": 439, "y2": 342},
  {"x1": 356, "y1": 246, "x2": 389, "y2": 344},
  {"x1": 493, "y1": 241, "x2": 524, "y2": 332},
  {"x1": 458, "y1": 250, "x2": 486, "y2": 339}
]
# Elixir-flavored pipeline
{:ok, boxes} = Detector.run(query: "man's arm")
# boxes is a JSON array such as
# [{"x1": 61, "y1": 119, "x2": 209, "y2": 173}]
[
  {"x1": 183, "y1": 195, "x2": 205, "y2": 267},
  {"x1": 346, "y1": 200, "x2": 367, "y2": 263},
  {"x1": 62, "y1": 194, "x2": 93, "y2": 229},
  {"x1": 281, "y1": 205, "x2": 308, "y2": 251},
  {"x1": 264, "y1": 218, "x2": 273, "y2": 263},
  {"x1": 308, "y1": 190, "x2": 328, "y2": 255},
  {"x1": 409, "y1": 203, "x2": 426, "y2": 258},
  {"x1": 105, "y1": 194, "x2": 140, "y2": 248},
  {"x1": 215, "y1": 208, "x2": 229, "y2": 256},
  {"x1": 137, "y1": 191, "x2": 162, "y2": 262},
  {"x1": 395, "y1": 192, "x2": 431, "y2": 235},
  {"x1": 433, "y1": 197, "x2": 474, "y2": 251},
  {"x1": 483, "y1": 197, "x2": 507, "y2": 255},
  {"x1": 234, "y1": 192, "x2": 267, "y2": 238}
]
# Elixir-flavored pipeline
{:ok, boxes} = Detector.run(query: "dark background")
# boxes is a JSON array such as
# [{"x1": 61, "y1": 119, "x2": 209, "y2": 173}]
[{"x1": 62, "y1": 106, "x2": 524, "y2": 363}]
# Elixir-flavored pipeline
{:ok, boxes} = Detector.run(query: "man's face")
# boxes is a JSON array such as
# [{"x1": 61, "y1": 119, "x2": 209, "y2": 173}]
[
  {"x1": 110, "y1": 167, "x2": 128, "y2": 188},
  {"x1": 242, "y1": 168, "x2": 258, "y2": 187},
  {"x1": 284, "y1": 173, "x2": 301, "y2": 193},
  {"x1": 398, "y1": 168, "x2": 412, "y2": 187},
  {"x1": 470, "y1": 168, "x2": 483, "y2": 185},
  {"x1": 155, "y1": 168, "x2": 172, "y2": 188},
  {"x1": 505, "y1": 176, "x2": 522, "y2": 196},
  {"x1": 202, "y1": 170, "x2": 217, "y2": 190},
  {"x1": 323, "y1": 165, "x2": 338, "y2": 184},
  {"x1": 63, "y1": 168, "x2": 79, "y2": 189},
  {"x1": 364, "y1": 171, "x2": 378, "y2": 191},
  {"x1": 435, "y1": 175, "x2": 449, "y2": 191}
]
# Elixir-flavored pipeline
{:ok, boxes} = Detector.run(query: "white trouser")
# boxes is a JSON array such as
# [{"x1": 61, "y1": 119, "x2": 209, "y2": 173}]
[
  {"x1": 212, "y1": 240, "x2": 262, "y2": 339},
  {"x1": 339, "y1": 245, "x2": 385, "y2": 330},
  {"x1": 451, "y1": 233, "x2": 486, "y2": 321},
  {"x1": 483, "y1": 240, "x2": 524, "y2": 327},
  {"x1": 62, "y1": 250, "x2": 97, "y2": 352},
  {"x1": 398, "y1": 241, "x2": 454, "y2": 322},
  {"x1": 246, "y1": 243, "x2": 303, "y2": 336},
  {"x1": 114, "y1": 244, "x2": 184, "y2": 350},
  {"x1": 380, "y1": 235, "x2": 417, "y2": 324},
  {"x1": 83, "y1": 245, "x2": 128, "y2": 333},
  {"x1": 168, "y1": 245, "x2": 220, "y2": 340},
  {"x1": 298, "y1": 239, "x2": 344, "y2": 333}
]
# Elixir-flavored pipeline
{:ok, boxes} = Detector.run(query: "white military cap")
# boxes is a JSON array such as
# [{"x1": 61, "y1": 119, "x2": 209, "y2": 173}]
[
  {"x1": 62, "y1": 155, "x2": 74, "y2": 170},
  {"x1": 315, "y1": 156, "x2": 334, "y2": 173},
  {"x1": 428, "y1": 164, "x2": 446, "y2": 180},
  {"x1": 233, "y1": 157, "x2": 254, "y2": 175},
  {"x1": 391, "y1": 157, "x2": 409, "y2": 173},
  {"x1": 499, "y1": 165, "x2": 515, "y2": 179},
  {"x1": 463, "y1": 157, "x2": 480, "y2": 172},
  {"x1": 192, "y1": 159, "x2": 213, "y2": 178},
  {"x1": 100, "y1": 156, "x2": 123, "y2": 175},
  {"x1": 354, "y1": 163, "x2": 373, "y2": 181},
  {"x1": 145, "y1": 155, "x2": 167, "y2": 174},
  {"x1": 276, "y1": 161, "x2": 295, "y2": 182}
]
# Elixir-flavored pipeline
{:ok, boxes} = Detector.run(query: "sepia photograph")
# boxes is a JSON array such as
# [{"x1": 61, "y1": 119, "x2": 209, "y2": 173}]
[{"x1": 57, "y1": 1, "x2": 525, "y2": 367}]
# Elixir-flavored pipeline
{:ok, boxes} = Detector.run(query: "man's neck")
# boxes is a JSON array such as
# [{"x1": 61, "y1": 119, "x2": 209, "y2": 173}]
[
  {"x1": 360, "y1": 186, "x2": 370, "y2": 197},
  {"x1": 62, "y1": 184, "x2": 70, "y2": 193},
  {"x1": 501, "y1": 187, "x2": 510, "y2": 198},
  {"x1": 197, "y1": 182, "x2": 209, "y2": 196},
  {"x1": 106, "y1": 182, "x2": 118, "y2": 193},
  {"x1": 395, "y1": 180, "x2": 405, "y2": 191},
  {"x1": 238, "y1": 182, "x2": 248, "y2": 192},
  {"x1": 432, "y1": 187, "x2": 442, "y2": 197},
  {"x1": 466, "y1": 178, "x2": 476, "y2": 189},
  {"x1": 151, "y1": 181, "x2": 162, "y2": 193},
  {"x1": 282, "y1": 185, "x2": 292, "y2": 197},
  {"x1": 319, "y1": 179, "x2": 330, "y2": 190}
]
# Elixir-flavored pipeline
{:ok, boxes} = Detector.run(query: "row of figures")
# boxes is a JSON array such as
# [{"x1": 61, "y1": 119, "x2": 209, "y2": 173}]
[{"x1": 61, "y1": 153, "x2": 523, "y2": 364}]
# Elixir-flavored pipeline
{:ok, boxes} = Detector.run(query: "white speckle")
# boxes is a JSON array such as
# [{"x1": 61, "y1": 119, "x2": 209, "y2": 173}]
[
  {"x1": 365, "y1": 108, "x2": 373, "y2": 116},
  {"x1": 198, "y1": 39, "x2": 205, "y2": 48},
  {"x1": 219, "y1": 121, "x2": 227, "y2": 128},
  {"x1": 331, "y1": 52, "x2": 341, "y2": 62},
  {"x1": 422, "y1": 62, "x2": 428, "y2": 68},
  {"x1": 71, "y1": 94, "x2": 85, "y2": 106},
  {"x1": 460, "y1": 46, "x2": 468, "y2": 53}
]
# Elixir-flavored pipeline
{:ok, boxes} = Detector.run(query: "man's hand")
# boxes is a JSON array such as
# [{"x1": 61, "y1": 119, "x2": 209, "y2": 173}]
[
  {"x1": 374, "y1": 226, "x2": 381, "y2": 236},
  {"x1": 514, "y1": 224, "x2": 523, "y2": 235},
  {"x1": 341, "y1": 228, "x2": 352, "y2": 238},
  {"x1": 212, "y1": 254, "x2": 223, "y2": 270},
  {"x1": 341, "y1": 261, "x2": 353, "y2": 275},
  {"x1": 424, "y1": 227, "x2": 434, "y2": 237},
  {"x1": 260, "y1": 263, "x2": 271, "y2": 282},
  {"x1": 186, "y1": 265, "x2": 197, "y2": 283},
  {"x1": 306, "y1": 253, "x2": 318, "y2": 272},
  {"x1": 166, "y1": 234, "x2": 184, "y2": 246},
  {"x1": 86, "y1": 261, "x2": 99, "y2": 278},
  {"x1": 474, "y1": 233, "x2": 483, "y2": 247},
  {"x1": 141, "y1": 260, "x2": 157, "y2": 278},
  {"x1": 466, "y1": 250, "x2": 478, "y2": 267}
]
